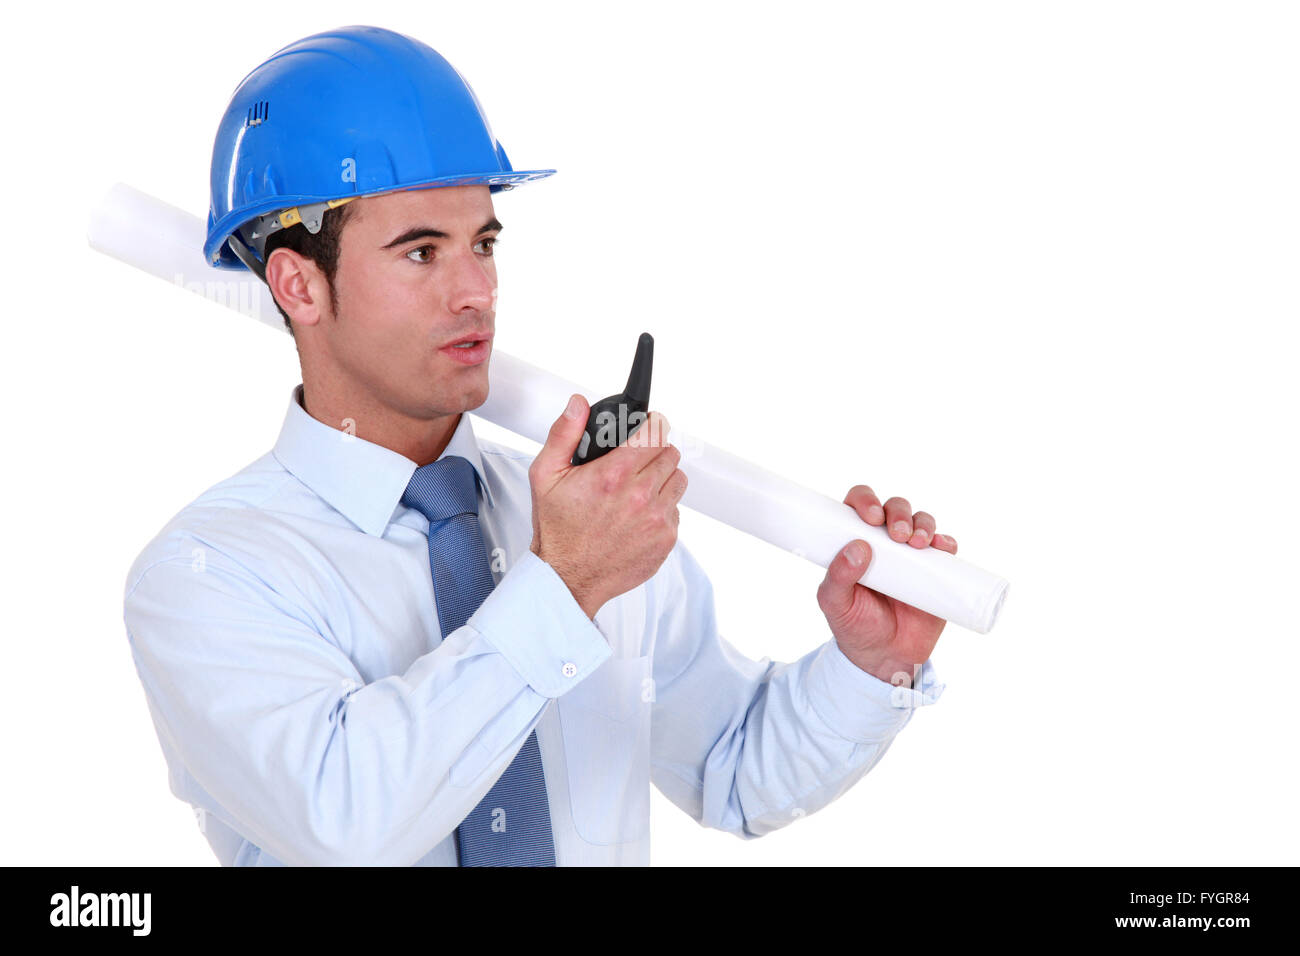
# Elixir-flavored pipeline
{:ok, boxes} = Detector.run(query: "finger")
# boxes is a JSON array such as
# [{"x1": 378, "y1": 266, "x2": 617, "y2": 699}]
[
  {"x1": 844, "y1": 484, "x2": 885, "y2": 525},
  {"x1": 883, "y1": 496, "x2": 912, "y2": 543},
  {"x1": 659, "y1": 466, "x2": 689, "y2": 504},
  {"x1": 595, "y1": 410, "x2": 671, "y2": 478},
  {"x1": 817, "y1": 539, "x2": 873, "y2": 618},
  {"x1": 931, "y1": 533, "x2": 958, "y2": 555},
  {"x1": 531, "y1": 393, "x2": 589, "y2": 478},
  {"x1": 909, "y1": 510, "x2": 936, "y2": 548},
  {"x1": 619, "y1": 411, "x2": 672, "y2": 463},
  {"x1": 641, "y1": 441, "x2": 683, "y2": 496},
  {"x1": 626, "y1": 410, "x2": 671, "y2": 451}
]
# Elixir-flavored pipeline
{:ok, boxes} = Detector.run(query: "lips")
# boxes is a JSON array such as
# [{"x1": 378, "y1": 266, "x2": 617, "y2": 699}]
[
  {"x1": 438, "y1": 336, "x2": 492, "y2": 366},
  {"x1": 442, "y1": 331, "x2": 493, "y2": 348}
]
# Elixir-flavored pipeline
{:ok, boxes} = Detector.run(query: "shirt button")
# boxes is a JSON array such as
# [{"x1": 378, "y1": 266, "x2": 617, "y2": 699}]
[{"x1": 561, "y1": 662, "x2": 578, "y2": 678}]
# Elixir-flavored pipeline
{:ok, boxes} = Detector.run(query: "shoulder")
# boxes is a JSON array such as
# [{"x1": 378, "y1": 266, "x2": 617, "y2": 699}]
[{"x1": 123, "y1": 451, "x2": 303, "y2": 600}]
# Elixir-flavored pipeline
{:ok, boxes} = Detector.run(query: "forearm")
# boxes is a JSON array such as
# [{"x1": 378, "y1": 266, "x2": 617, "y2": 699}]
[
  {"x1": 646, "y1": 541, "x2": 943, "y2": 840},
  {"x1": 653, "y1": 639, "x2": 939, "y2": 839}
]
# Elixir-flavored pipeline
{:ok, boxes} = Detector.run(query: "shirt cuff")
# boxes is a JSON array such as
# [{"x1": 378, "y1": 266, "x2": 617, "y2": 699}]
[
  {"x1": 803, "y1": 640, "x2": 946, "y2": 743},
  {"x1": 467, "y1": 548, "x2": 612, "y2": 698}
]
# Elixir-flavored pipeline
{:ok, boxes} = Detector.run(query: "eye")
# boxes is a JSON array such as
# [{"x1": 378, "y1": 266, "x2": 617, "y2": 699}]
[
  {"x1": 406, "y1": 245, "x2": 435, "y2": 264},
  {"x1": 475, "y1": 236, "x2": 499, "y2": 256}
]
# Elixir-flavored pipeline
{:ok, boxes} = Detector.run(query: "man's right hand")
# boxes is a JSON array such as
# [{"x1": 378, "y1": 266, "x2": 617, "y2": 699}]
[{"x1": 528, "y1": 393, "x2": 687, "y2": 620}]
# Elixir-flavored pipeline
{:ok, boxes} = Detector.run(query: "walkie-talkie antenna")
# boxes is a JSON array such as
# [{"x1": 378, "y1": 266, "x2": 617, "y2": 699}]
[
  {"x1": 571, "y1": 332, "x2": 655, "y2": 466},
  {"x1": 623, "y1": 332, "x2": 654, "y2": 407}
]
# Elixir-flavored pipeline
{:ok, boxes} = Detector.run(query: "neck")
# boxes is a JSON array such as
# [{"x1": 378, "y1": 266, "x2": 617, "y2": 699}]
[{"x1": 299, "y1": 381, "x2": 460, "y2": 467}]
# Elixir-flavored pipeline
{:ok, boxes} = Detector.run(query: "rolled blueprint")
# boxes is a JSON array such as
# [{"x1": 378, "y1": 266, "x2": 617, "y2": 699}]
[{"x1": 87, "y1": 183, "x2": 1010, "y2": 633}]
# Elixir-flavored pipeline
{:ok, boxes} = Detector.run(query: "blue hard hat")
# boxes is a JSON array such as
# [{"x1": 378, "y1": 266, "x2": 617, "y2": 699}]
[{"x1": 204, "y1": 25, "x2": 555, "y2": 273}]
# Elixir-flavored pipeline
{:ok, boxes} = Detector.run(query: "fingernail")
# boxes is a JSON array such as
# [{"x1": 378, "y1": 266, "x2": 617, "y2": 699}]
[
  {"x1": 847, "y1": 543, "x2": 867, "y2": 567},
  {"x1": 893, "y1": 520, "x2": 910, "y2": 538},
  {"x1": 912, "y1": 528, "x2": 930, "y2": 544},
  {"x1": 867, "y1": 505, "x2": 885, "y2": 522},
  {"x1": 565, "y1": 395, "x2": 584, "y2": 420}
]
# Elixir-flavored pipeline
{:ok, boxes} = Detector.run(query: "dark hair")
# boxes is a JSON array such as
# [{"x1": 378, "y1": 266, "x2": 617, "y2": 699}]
[{"x1": 259, "y1": 202, "x2": 358, "y2": 336}]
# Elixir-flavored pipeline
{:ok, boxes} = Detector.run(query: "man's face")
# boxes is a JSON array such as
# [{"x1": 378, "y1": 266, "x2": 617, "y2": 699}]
[{"x1": 318, "y1": 184, "x2": 500, "y2": 422}]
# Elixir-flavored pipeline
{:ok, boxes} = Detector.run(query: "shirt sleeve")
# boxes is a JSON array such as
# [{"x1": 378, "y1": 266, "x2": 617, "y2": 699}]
[
  {"x1": 647, "y1": 539, "x2": 944, "y2": 838},
  {"x1": 123, "y1": 546, "x2": 610, "y2": 866}
]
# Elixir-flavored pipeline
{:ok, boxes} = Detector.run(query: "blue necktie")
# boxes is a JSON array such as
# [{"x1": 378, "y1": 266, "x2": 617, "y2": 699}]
[{"x1": 402, "y1": 455, "x2": 557, "y2": 867}]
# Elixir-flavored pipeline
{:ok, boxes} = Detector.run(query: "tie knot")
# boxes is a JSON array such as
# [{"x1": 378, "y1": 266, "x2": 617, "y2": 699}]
[{"x1": 402, "y1": 456, "x2": 480, "y2": 524}]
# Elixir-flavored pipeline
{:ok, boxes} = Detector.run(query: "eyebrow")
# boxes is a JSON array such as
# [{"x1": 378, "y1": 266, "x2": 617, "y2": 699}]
[{"x1": 381, "y1": 217, "x2": 504, "y2": 250}]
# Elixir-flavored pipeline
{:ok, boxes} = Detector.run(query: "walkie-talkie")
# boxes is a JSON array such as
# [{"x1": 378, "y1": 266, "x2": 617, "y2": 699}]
[{"x1": 571, "y1": 333, "x2": 654, "y2": 466}]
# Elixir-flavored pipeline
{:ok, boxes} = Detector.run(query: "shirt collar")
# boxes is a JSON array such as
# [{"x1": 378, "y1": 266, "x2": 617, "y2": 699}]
[{"x1": 272, "y1": 384, "x2": 495, "y2": 536}]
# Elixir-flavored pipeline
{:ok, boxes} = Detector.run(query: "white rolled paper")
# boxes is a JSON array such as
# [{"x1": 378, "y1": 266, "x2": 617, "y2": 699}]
[{"x1": 88, "y1": 182, "x2": 1009, "y2": 633}]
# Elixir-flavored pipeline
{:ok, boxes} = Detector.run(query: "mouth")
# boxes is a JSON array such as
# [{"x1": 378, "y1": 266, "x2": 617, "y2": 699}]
[{"x1": 439, "y1": 333, "x2": 492, "y2": 366}]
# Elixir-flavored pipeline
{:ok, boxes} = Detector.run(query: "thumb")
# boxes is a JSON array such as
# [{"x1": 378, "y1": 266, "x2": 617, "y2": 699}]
[
  {"x1": 817, "y1": 540, "x2": 872, "y2": 619},
  {"x1": 532, "y1": 393, "x2": 590, "y2": 477}
]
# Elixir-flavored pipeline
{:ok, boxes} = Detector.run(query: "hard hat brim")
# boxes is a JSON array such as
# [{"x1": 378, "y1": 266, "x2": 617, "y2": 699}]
[{"x1": 205, "y1": 168, "x2": 556, "y2": 271}]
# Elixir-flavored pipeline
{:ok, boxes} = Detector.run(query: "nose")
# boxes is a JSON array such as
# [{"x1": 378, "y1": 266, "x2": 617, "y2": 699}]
[{"x1": 445, "y1": 246, "x2": 497, "y2": 317}]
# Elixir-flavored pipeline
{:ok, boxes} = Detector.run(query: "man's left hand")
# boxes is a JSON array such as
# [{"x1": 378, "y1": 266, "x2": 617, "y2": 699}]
[{"x1": 816, "y1": 485, "x2": 958, "y2": 687}]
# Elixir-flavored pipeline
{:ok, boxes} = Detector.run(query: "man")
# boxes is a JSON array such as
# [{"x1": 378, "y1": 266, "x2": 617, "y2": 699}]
[{"x1": 123, "y1": 25, "x2": 957, "y2": 866}]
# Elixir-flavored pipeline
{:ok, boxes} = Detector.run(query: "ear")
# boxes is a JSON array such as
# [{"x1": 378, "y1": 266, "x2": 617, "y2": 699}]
[{"x1": 265, "y1": 248, "x2": 331, "y2": 330}]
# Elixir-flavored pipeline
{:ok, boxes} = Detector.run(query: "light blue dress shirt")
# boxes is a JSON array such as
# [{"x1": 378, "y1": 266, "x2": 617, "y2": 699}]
[{"x1": 122, "y1": 384, "x2": 943, "y2": 866}]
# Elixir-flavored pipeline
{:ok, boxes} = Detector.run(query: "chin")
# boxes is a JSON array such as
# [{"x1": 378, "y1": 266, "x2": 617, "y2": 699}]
[
  {"x1": 447, "y1": 368, "x2": 490, "y2": 413},
  {"x1": 462, "y1": 378, "x2": 490, "y2": 412}
]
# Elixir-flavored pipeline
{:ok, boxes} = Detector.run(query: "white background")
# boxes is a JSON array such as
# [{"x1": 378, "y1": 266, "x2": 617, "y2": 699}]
[{"x1": 1, "y1": 0, "x2": 1296, "y2": 865}]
